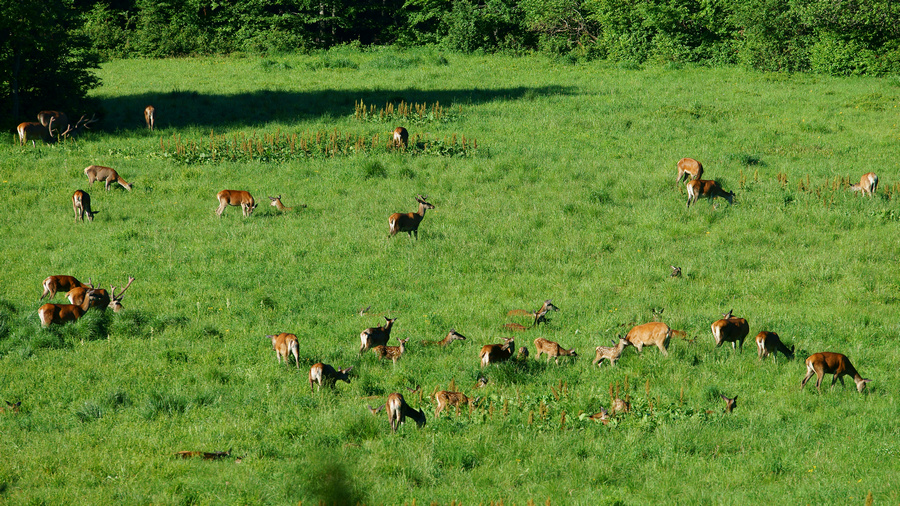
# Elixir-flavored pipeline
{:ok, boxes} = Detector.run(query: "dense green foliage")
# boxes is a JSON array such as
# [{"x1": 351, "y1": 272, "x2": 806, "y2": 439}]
[{"x1": 1, "y1": 50, "x2": 900, "y2": 504}]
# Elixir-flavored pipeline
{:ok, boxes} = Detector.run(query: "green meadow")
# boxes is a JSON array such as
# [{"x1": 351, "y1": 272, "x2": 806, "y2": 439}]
[{"x1": 1, "y1": 48, "x2": 899, "y2": 504}]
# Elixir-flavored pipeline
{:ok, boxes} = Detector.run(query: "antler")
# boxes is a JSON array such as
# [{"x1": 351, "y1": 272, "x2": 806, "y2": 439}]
[
  {"x1": 111, "y1": 276, "x2": 135, "y2": 301},
  {"x1": 416, "y1": 194, "x2": 430, "y2": 203},
  {"x1": 76, "y1": 114, "x2": 99, "y2": 129}
]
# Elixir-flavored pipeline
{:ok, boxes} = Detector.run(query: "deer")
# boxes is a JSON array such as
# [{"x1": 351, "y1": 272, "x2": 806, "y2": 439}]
[
  {"x1": 55, "y1": 114, "x2": 99, "y2": 140},
  {"x1": 849, "y1": 172, "x2": 878, "y2": 196},
  {"x1": 268, "y1": 333, "x2": 299, "y2": 369},
  {"x1": 215, "y1": 190, "x2": 256, "y2": 217},
  {"x1": 686, "y1": 179, "x2": 734, "y2": 208},
  {"x1": 670, "y1": 266, "x2": 682, "y2": 278},
  {"x1": 72, "y1": 190, "x2": 95, "y2": 222},
  {"x1": 676, "y1": 158, "x2": 704, "y2": 184},
  {"x1": 385, "y1": 393, "x2": 427, "y2": 432},
  {"x1": 84, "y1": 165, "x2": 132, "y2": 191},
  {"x1": 592, "y1": 337, "x2": 633, "y2": 367},
  {"x1": 533, "y1": 337, "x2": 578, "y2": 364},
  {"x1": 479, "y1": 337, "x2": 515, "y2": 367},
  {"x1": 420, "y1": 328, "x2": 466, "y2": 347},
  {"x1": 268, "y1": 195, "x2": 305, "y2": 212},
  {"x1": 309, "y1": 363, "x2": 353, "y2": 392},
  {"x1": 711, "y1": 309, "x2": 749, "y2": 352},
  {"x1": 359, "y1": 316, "x2": 397, "y2": 354},
  {"x1": 516, "y1": 346, "x2": 529, "y2": 360},
  {"x1": 17, "y1": 120, "x2": 55, "y2": 146},
  {"x1": 144, "y1": 106, "x2": 155, "y2": 131},
  {"x1": 720, "y1": 394, "x2": 737, "y2": 413},
  {"x1": 801, "y1": 352, "x2": 871, "y2": 393},
  {"x1": 624, "y1": 322, "x2": 672, "y2": 356},
  {"x1": 38, "y1": 288, "x2": 100, "y2": 327},
  {"x1": 388, "y1": 195, "x2": 434, "y2": 240},
  {"x1": 372, "y1": 338, "x2": 409, "y2": 364},
  {"x1": 40, "y1": 275, "x2": 86, "y2": 300},
  {"x1": 755, "y1": 331, "x2": 794, "y2": 362},
  {"x1": 66, "y1": 276, "x2": 134, "y2": 312},
  {"x1": 434, "y1": 391, "x2": 479, "y2": 418},
  {"x1": 38, "y1": 110, "x2": 68, "y2": 132},
  {"x1": 0, "y1": 401, "x2": 21, "y2": 414},
  {"x1": 393, "y1": 127, "x2": 409, "y2": 149}
]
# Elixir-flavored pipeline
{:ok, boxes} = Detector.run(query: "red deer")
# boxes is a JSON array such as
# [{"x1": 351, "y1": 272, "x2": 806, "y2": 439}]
[
  {"x1": 17, "y1": 121, "x2": 54, "y2": 146},
  {"x1": 420, "y1": 328, "x2": 466, "y2": 347},
  {"x1": 38, "y1": 289, "x2": 100, "y2": 327},
  {"x1": 66, "y1": 276, "x2": 135, "y2": 313},
  {"x1": 625, "y1": 322, "x2": 672, "y2": 356},
  {"x1": 516, "y1": 346, "x2": 529, "y2": 360},
  {"x1": 40, "y1": 275, "x2": 86, "y2": 300},
  {"x1": 592, "y1": 337, "x2": 632, "y2": 367},
  {"x1": 721, "y1": 394, "x2": 737, "y2": 413},
  {"x1": 434, "y1": 391, "x2": 478, "y2": 418},
  {"x1": 85, "y1": 165, "x2": 132, "y2": 191},
  {"x1": 612, "y1": 397, "x2": 630, "y2": 415},
  {"x1": 308, "y1": 363, "x2": 353, "y2": 392},
  {"x1": 850, "y1": 172, "x2": 878, "y2": 196},
  {"x1": 676, "y1": 158, "x2": 704, "y2": 184},
  {"x1": 372, "y1": 338, "x2": 409, "y2": 364},
  {"x1": 506, "y1": 300, "x2": 560, "y2": 330},
  {"x1": 801, "y1": 352, "x2": 871, "y2": 393},
  {"x1": 686, "y1": 179, "x2": 734, "y2": 208},
  {"x1": 393, "y1": 127, "x2": 409, "y2": 149},
  {"x1": 388, "y1": 195, "x2": 434, "y2": 240},
  {"x1": 268, "y1": 333, "x2": 299, "y2": 368},
  {"x1": 38, "y1": 110, "x2": 69, "y2": 132},
  {"x1": 268, "y1": 195, "x2": 305, "y2": 212},
  {"x1": 144, "y1": 106, "x2": 155, "y2": 131},
  {"x1": 533, "y1": 337, "x2": 577, "y2": 364},
  {"x1": 0, "y1": 401, "x2": 21, "y2": 414},
  {"x1": 711, "y1": 309, "x2": 749, "y2": 352},
  {"x1": 755, "y1": 331, "x2": 794, "y2": 362},
  {"x1": 386, "y1": 392, "x2": 426, "y2": 432},
  {"x1": 215, "y1": 190, "x2": 256, "y2": 217},
  {"x1": 359, "y1": 316, "x2": 397, "y2": 354},
  {"x1": 55, "y1": 114, "x2": 99, "y2": 140},
  {"x1": 72, "y1": 190, "x2": 94, "y2": 222},
  {"x1": 480, "y1": 337, "x2": 515, "y2": 367}
]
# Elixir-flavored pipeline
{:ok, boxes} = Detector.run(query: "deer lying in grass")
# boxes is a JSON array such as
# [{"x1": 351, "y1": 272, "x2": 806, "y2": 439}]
[
  {"x1": 721, "y1": 394, "x2": 737, "y2": 413},
  {"x1": 711, "y1": 309, "x2": 749, "y2": 352},
  {"x1": 755, "y1": 331, "x2": 794, "y2": 362},
  {"x1": 420, "y1": 328, "x2": 466, "y2": 347},
  {"x1": 85, "y1": 165, "x2": 132, "y2": 191},
  {"x1": 369, "y1": 393, "x2": 427, "y2": 432},
  {"x1": 268, "y1": 195, "x2": 306, "y2": 212},
  {"x1": 388, "y1": 195, "x2": 434, "y2": 240},
  {"x1": 268, "y1": 333, "x2": 299, "y2": 368},
  {"x1": 533, "y1": 337, "x2": 577, "y2": 364},
  {"x1": 215, "y1": 190, "x2": 256, "y2": 217},
  {"x1": 359, "y1": 316, "x2": 397, "y2": 354},
  {"x1": 506, "y1": 300, "x2": 559, "y2": 330},
  {"x1": 480, "y1": 337, "x2": 515, "y2": 367},
  {"x1": 801, "y1": 352, "x2": 871, "y2": 393},
  {"x1": 373, "y1": 338, "x2": 409, "y2": 364},
  {"x1": 0, "y1": 401, "x2": 21, "y2": 414},
  {"x1": 849, "y1": 172, "x2": 878, "y2": 196},
  {"x1": 625, "y1": 322, "x2": 672, "y2": 356},
  {"x1": 434, "y1": 391, "x2": 479, "y2": 418},
  {"x1": 676, "y1": 158, "x2": 704, "y2": 184},
  {"x1": 309, "y1": 363, "x2": 353, "y2": 392},
  {"x1": 686, "y1": 179, "x2": 734, "y2": 208},
  {"x1": 72, "y1": 190, "x2": 95, "y2": 222},
  {"x1": 593, "y1": 337, "x2": 632, "y2": 367},
  {"x1": 40, "y1": 275, "x2": 86, "y2": 300}
]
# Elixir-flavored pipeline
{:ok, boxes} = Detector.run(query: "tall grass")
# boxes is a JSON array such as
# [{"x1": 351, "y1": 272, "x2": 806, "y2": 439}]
[{"x1": 1, "y1": 50, "x2": 899, "y2": 503}]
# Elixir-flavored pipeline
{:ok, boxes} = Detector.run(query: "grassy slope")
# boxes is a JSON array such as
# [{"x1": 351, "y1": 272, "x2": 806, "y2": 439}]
[{"x1": 1, "y1": 48, "x2": 899, "y2": 504}]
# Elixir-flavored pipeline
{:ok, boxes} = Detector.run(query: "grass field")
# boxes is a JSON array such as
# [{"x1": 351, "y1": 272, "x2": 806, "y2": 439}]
[{"x1": 1, "y1": 47, "x2": 899, "y2": 504}]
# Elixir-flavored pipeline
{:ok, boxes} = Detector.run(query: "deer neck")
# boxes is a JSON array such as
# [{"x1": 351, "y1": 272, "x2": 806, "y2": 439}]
[{"x1": 417, "y1": 202, "x2": 429, "y2": 217}]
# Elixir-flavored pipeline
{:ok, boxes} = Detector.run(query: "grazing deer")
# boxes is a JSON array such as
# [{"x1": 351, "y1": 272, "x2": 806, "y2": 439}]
[
  {"x1": 434, "y1": 391, "x2": 478, "y2": 418},
  {"x1": 516, "y1": 346, "x2": 529, "y2": 360},
  {"x1": 40, "y1": 275, "x2": 86, "y2": 300},
  {"x1": 755, "y1": 331, "x2": 794, "y2": 362},
  {"x1": 215, "y1": 190, "x2": 256, "y2": 217},
  {"x1": 373, "y1": 338, "x2": 409, "y2": 364},
  {"x1": 801, "y1": 352, "x2": 871, "y2": 393},
  {"x1": 721, "y1": 394, "x2": 737, "y2": 413},
  {"x1": 38, "y1": 289, "x2": 100, "y2": 327},
  {"x1": 686, "y1": 180, "x2": 734, "y2": 208},
  {"x1": 420, "y1": 328, "x2": 466, "y2": 347},
  {"x1": 386, "y1": 393, "x2": 426, "y2": 432},
  {"x1": 711, "y1": 309, "x2": 749, "y2": 352},
  {"x1": 144, "y1": 105, "x2": 155, "y2": 131},
  {"x1": 66, "y1": 276, "x2": 134, "y2": 313},
  {"x1": 309, "y1": 363, "x2": 353, "y2": 392},
  {"x1": 72, "y1": 190, "x2": 95, "y2": 222},
  {"x1": 393, "y1": 127, "x2": 409, "y2": 149},
  {"x1": 84, "y1": 165, "x2": 132, "y2": 191},
  {"x1": 676, "y1": 158, "x2": 704, "y2": 184},
  {"x1": 0, "y1": 401, "x2": 21, "y2": 414},
  {"x1": 593, "y1": 337, "x2": 632, "y2": 367},
  {"x1": 849, "y1": 172, "x2": 878, "y2": 196},
  {"x1": 268, "y1": 333, "x2": 299, "y2": 369},
  {"x1": 17, "y1": 121, "x2": 54, "y2": 146},
  {"x1": 625, "y1": 322, "x2": 672, "y2": 356},
  {"x1": 480, "y1": 337, "x2": 515, "y2": 367},
  {"x1": 388, "y1": 195, "x2": 434, "y2": 240},
  {"x1": 359, "y1": 316, "x2": 397, "y2": 354},
  {"x1": 533, "y1": 337, "x2": 577, "y2": 364}
]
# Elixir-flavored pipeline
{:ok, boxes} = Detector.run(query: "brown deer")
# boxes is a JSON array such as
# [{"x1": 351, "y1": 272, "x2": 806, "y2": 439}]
[
  {"x1": 84, "y1": 165, "x2": 132, "y2": 191},
  {"x1": 215, "y1": 190, "x2": 256, "y2": 217},
  {"x1": 755, "y1": 331, "x2": 794, "y2": 362},
  {"x1": 479, "y1": 337, "x2": 515, "y2": 367},
  {"x1": 0, "y1": 401, "x2": 21, "y2": 414},
  {"x1": 533, "y1": 337, "x2": 578, "y2": 364},
  {"x1": 268, "y1": 333, "x2": 299, "y2": 368},
  {"x1": 17, "y1": 120, "x2": 55, "y2": 146},
  {"x1": 516, "y1": 346, "x2": 529, "y2": 360},
  {"x1": 686, "y1": 180, "x2": 734, "y2": 208},
  {"x1": 308, "y1": 363, "x2": 353, "y2": 392},
  {"x1": 420, "y1": 328, "x2": 466, "y2": 347},
  {"x1": 393, "y1": 127, "x2": 409, "y2": 149},
  {"x1": 72, "y1": 190, "x2": 95, "y2": 222},
  {"x1": 507, "y1": 300, "x2": 559, "y2": 329},
  {"x1": 625, "y1": 322, "x2": 672, "y2": 356},
  {"x1": 372, "y1": 338, "x2": 409, "y2": 364},
  {"x1": 434, "y1": 391, "x2": 478, "y2": 418},
  {"x1": 144, "y1": 106, "x2": 155, "y2": 131},
  {"x1": 720, "y1": 394, "x2": 737, "y2": 413},
  {"x1": 38, "y1": 110, "x2": 68, "y2": 131},
  {"x1": 849, "y1": 172, "x2": 878, "y2": 196},
  {"x1": 268, "y1": 195, "x2": 305, "y2": 212},
  {"x1": 801, "y1": 352, "x2": 871, "y2": 393},
  {"x1": 676, "y1": 158, "x2": 704, "y2": 184},
  {"x1": 711, "y1": 309, "x2": 749, "y2": 352},
  {"x1": 359, "y1": 316, "x2": 397, "y2": 354},
  {"x1": 40, "y1": 275, "x2": 86, "y2": 300},
  {"x1": 592, "y1": 337, "x2": 632, "y2": 367},
  {"x1": 388, "y1": 195, "x2": 434, "y2": 239},
  {"x1": 66, "y1": 276, "x2": 135, "y2": 313},
  {"x1": 386, "y1": 393, "x2": 426, "y2": 432},
  {"x1": 38, "y1": 289, "x2": 100, "y2": 327}
]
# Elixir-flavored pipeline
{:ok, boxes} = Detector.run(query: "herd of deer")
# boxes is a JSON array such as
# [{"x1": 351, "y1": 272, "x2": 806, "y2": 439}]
[{"x1": 36, "y1": 275, "x2": 135, "y2": 327}]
